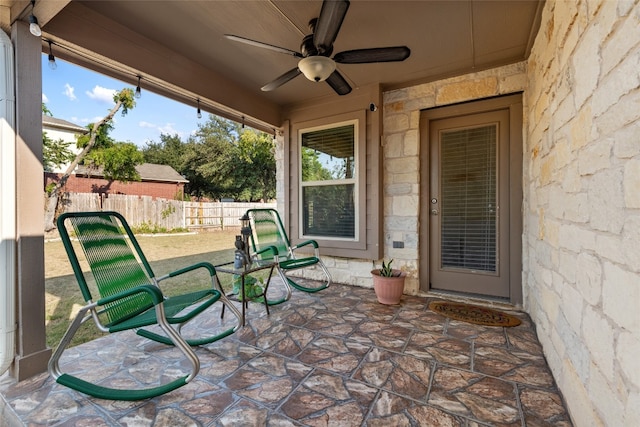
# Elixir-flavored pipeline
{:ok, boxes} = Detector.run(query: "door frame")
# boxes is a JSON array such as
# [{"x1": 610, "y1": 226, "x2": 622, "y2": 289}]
[
  {"x1": 429, "y1": 109, "x2": 511, "y2": 297},
  {"x1": 419, "y1": 94, "x2": 523, "y2": 305}
]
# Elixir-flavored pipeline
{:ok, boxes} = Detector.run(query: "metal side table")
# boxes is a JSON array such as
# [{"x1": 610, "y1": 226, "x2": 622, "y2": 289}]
[{"x1": 215, "y1": 259, "x2": 276, "y2": 326}]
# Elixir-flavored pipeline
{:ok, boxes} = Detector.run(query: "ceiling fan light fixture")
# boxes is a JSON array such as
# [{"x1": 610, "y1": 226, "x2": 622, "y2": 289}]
[{"x1": 298, "y1": 56, "x2": 335, "y2": 82}]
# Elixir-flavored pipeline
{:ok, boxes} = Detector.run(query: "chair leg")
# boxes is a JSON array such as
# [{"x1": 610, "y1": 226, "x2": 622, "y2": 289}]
[
  {"x1": 154, "y1": 303, "x2": 200, "y2": 381},
  {"x1": 260, "y1": 264, "x2": 275, "y2": 313},
  {"x1": 218, "y1": 291, "x2": 243, "y2": 331},
  {"x1": 48, "y1": 306, "x2": 92, "y2": 380},
  {"x1": 49, "y1": 303, "x2": 201, "y2": 401},
  {"x1": 217, "y1": 275, "x2": 227, "y2": 319},
  {"x1": 281, "y1": 262, "x2": 332, "y2": 293},
  {"x1": 215, "y1": 274, "x2": 242, "y2": 330},
  {"x1": 275, "y1": 267, "x2": 293, "y2": 303}
]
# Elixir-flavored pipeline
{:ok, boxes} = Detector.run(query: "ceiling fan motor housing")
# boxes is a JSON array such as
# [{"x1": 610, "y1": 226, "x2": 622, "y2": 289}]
[{"x1": 300, "y1": 34, "x2": 317, "y2": 57}]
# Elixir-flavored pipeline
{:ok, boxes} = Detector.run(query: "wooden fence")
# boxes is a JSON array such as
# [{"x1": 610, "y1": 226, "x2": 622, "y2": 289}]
[
  {"x1": 183, "y1": 201, "x2": 274, "y2": 229},
  {"x1": 62, "y1": 193, "x2": 276, "y2": 230}
]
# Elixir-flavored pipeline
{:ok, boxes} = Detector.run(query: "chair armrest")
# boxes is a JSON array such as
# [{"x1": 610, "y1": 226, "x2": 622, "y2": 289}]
[
  {"x1": 96, "y1": 284, "x2": 164, "y2": 306},
  {"x1": 255, "y1": 245, "x2": 279, "y2": 256},
  {"x1": 254, "y1": 245, "x2": 280, "y2": 262},
  {"x1": 291, "y1": 240, "x2": 320, "y2": 258},
  {"x1": 291, "y1": 240, "x2": 319, "y2": 250},
  {"x1": 156, "y1": 262, "x2": 217, "y2": 283},
  {"x1": 253, "y1": 246, "x2": 278, "y2": 258}
]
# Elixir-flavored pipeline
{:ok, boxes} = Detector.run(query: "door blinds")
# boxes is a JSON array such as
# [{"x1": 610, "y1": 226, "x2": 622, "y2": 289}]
[{"x1": 440, "y1": 124, "x2": 497, "y2": 272}]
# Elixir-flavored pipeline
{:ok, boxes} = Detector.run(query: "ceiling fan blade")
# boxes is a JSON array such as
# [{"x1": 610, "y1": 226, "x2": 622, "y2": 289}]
[
  {"x1": 313, "y1": 0, "x2": 350, "y2": 54},
  {"x1": 224, "y1": 34, "x2": 303, "y2": 58},
  {"x1": 325, "y1": 70, "x2": 352, "y2": 96},
  {"x1": 261, "y1": 67, "x2": 302, "y2": 91},
  {"x1": 334, "y1": 46, "x2": 411, "y2": 64}
]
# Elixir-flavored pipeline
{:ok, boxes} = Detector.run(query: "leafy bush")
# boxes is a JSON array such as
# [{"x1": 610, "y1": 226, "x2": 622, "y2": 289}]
[{"x1": 130, "y1": 221, "x2": 189, "y2": 234}]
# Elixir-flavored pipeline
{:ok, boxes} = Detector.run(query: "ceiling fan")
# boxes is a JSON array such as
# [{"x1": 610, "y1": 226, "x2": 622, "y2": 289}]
[{"x1": 224, "y1": 0, "x2": 411, "y2": 96}]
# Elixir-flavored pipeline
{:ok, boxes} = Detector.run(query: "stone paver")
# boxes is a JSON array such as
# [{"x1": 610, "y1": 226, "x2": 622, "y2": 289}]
[{"x1": 0, "y1": 280, "x2": 573, "y2": 426}]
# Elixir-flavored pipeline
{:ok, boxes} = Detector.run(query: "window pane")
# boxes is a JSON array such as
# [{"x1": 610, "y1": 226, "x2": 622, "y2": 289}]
[
  {"x1": 301, "y1": 124, "x2": 355, "y2": 181},
  {"x1": 302, "y1": 184, "x2": 355, "y2": 238}
]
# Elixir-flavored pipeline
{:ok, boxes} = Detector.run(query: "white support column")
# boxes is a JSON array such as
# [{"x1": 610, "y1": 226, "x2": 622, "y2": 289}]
[{"x1": 0, "y1": 27, "x2": 16, "y2": 376}]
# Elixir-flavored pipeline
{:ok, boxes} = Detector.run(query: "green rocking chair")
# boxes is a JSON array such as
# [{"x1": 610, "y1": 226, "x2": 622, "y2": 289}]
[
  {"x1": 246, "y1": 208, "x2": 331, "y2": 302},
  {"x1": 48, "y1": 211, "x2": 242, "y2": 400}
]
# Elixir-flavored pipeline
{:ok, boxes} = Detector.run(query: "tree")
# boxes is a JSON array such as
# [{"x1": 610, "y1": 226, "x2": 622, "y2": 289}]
[
  {"x1": 42, "y1": 102, "x2": 75, "y2": 173},
  {"x1": 301, "y1": 147, "x2": 333, "y2": 181},
  {"x1": 180, "y1": 129, "x2": 234, "y2": 199},
  {"x1": 43, "y1": 132, "x2": 75, "y2": 173},
  {"x1": 44, "y1": 88, "x2": 142, "y2": 231},
  {"x1": 140, "y1": 115, "x2": 276, "y2": 201},
  {"x1": 42, "y1": 101, "x2": 76, "y2": 173},
  {"x1": 183, "y1": 117, "x2": 276, "y2": 201},
  {"x1": 142, "y1": 133, "x2": 185, "y2": 172},
  {"x1": 232, "y1": 129, "x2": 276, "y2": 201}
]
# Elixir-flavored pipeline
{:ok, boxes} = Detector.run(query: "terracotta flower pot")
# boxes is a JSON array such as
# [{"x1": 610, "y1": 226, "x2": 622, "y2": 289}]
[{"x1": 371, "y1": 269, "x2": 406, "y2": 305}]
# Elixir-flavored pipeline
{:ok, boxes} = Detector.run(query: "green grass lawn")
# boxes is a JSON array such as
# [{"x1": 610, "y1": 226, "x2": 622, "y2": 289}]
[{"x1": 45, "y1": 229, "x2": 246, "y2": 348}]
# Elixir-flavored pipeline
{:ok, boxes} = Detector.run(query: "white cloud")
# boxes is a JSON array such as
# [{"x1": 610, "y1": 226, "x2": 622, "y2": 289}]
[
  {"x1": 85, "y1": 85, "x2": 116, "y2": 104},
  {"x1": 158, "y1": 123, "x2": 179, "y2": 135},
  {"x1": 42, "y1": 93, "x2": 49, "y2": 103},
  {"x1": 138, "y1": 121, "x2": 182, "y2": 137},
  {"x1": 71, "y1": 116, "x2": 105, "y2": 125},
  {"x1": 63, "y1": 83, "x2": 77, "y2": 101},
  {"x1": 139, "y1": 121, "x2": 156, "y2": 128}
]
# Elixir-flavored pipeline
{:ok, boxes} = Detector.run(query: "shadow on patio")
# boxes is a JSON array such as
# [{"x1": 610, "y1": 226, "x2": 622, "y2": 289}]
[{"x1": 0, "y1": 279, "x2": 572, "y2": 426}]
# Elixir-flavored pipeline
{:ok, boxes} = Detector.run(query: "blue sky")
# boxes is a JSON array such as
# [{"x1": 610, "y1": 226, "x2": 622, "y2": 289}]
[{"x1": 41, "y1": 55, "x2": 203, "y2": 148}]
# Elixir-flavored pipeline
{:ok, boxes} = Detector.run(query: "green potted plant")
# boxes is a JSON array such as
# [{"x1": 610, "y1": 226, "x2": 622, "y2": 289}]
[{"x1": 371, "y1": 259, "x2": 406, "y2": 305}]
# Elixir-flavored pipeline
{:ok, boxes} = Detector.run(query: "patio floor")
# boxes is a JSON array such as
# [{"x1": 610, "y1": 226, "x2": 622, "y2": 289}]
[{"x1": 0, "y1": 280, "x2": 573, "y2": 426}]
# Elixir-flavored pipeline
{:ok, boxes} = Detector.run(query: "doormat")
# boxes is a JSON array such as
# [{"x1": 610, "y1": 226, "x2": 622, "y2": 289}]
[{"x1": 428, "y1": 301, "x2": 522, "y2": 327}]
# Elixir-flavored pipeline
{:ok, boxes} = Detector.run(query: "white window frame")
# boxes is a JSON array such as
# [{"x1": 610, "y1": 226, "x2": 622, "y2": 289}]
[{"x1": 298, "y1": 119, "x2": 359, "y2": 242}]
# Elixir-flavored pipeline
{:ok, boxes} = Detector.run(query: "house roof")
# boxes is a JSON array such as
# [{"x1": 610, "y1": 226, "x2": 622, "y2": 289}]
[
  {"x1": 42, "y1": 115, "x2": 88, "y2": 134},
  {"x1": 76, "y1": 163, "x2": 189, "y2": 184}
]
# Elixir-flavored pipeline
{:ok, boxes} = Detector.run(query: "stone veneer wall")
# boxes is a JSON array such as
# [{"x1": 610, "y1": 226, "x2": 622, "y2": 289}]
[
  {"x1": 280, "y1": 62, "x2": 529, "y2": 291},
  {"x1": 277, "y1": 62, "x2": 529, "y2": 289},
  {"x1": 379, "y1": 62, "x2": 528, "y2": 296},
  {"x1": 523, "y1": 1, "x2": 639, "y2": 425}
]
